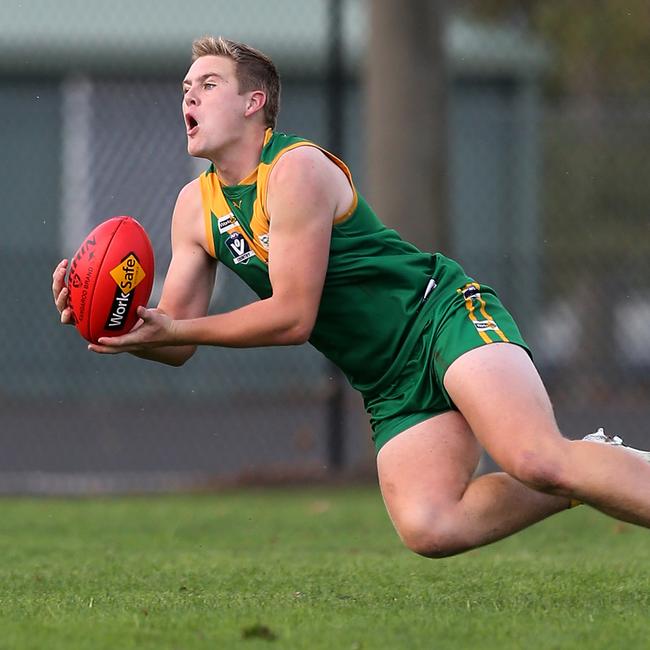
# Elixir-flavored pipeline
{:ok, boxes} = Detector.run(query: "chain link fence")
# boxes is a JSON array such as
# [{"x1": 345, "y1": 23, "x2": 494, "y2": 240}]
[
  {"x1": 0, "y1": 0, "x2": 369, "y2": 494},
  {"x1": 453, "y1": 1, "x2": 650, "y2": 457},
  {"x1": 1, "y1": 1, "x2": 649, "y2": 492}
]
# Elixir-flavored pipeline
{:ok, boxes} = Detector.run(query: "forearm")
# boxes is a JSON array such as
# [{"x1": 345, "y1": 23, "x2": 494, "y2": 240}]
[
  {"x1": 172, "y1": 297, "x2": 310, "y2": 348},
  {"x1": 88, "y1": 297, "x2": 308, "y2": 358},
  {"x1": 131, "y1": 345, "x2": 197, "y2": 367}
]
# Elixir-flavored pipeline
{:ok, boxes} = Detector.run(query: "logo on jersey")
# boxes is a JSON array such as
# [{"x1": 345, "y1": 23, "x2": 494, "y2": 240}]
[
  {"x1": 473, "y1": 319, "x2": 499, "y2": 331},
  {"x1": 217, "y1": 212, "x2": 239, "y2": 234},
  {"x1": 461, "y1": 285, "x2": 481, "y2": 301},
  {"x1": 225, "y1": 232, "x2": 255, "y2": 264},
  {"x1": 258, "y1": 233, "x2": 270, "y2": 250}
]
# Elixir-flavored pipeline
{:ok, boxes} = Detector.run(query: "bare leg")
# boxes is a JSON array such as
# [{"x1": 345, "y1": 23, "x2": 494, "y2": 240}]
[
  {"x1": 444, "y1": 343, "x2": 650, "y2": 527},
  {"x1": 378, "y1": 412, "x2": 572, "y2": 558}
]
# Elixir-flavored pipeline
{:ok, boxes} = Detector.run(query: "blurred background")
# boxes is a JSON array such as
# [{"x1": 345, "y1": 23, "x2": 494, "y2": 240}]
[{"x1": 1, "y1": 0, "x2": 649, "y2": 494}]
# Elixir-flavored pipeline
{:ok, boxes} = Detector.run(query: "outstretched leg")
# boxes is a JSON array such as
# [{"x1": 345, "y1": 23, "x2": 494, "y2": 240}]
[
  {"x1": 377, "y1": 411, "x2": 572, "y2": 558},
  {"x1": 444, "y1": 343, "x2": 650, "y2": 527}
]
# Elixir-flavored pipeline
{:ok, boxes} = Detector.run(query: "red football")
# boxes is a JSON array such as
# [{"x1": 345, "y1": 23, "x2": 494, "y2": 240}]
[{"x1": 67, "y1": 216, "x2": 155, "y2": 343}]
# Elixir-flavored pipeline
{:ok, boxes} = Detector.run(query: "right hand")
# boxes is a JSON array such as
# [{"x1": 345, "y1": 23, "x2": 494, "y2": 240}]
[{"x1": 52, "y1": 258, "x2": 75, "y2": 325}]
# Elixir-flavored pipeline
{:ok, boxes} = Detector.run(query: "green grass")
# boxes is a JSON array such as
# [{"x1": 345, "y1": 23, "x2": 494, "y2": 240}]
[{"x1": 1, "y1": 487, "x2": 649, "y2": 650}]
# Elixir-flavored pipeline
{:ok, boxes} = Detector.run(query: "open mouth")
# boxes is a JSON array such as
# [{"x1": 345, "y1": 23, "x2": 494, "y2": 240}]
[{"x1": 186, "y1": 114, "x2": 199, "y2": 135}]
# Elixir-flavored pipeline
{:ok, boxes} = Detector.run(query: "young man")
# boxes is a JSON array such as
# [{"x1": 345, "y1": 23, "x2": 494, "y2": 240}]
[{"x1": 52, "y1": 37, "x2": 650, "y2": 557}]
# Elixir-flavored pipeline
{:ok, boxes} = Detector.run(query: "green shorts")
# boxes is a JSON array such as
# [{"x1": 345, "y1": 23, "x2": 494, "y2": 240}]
[{"x1": 366, "y1": 254, "x2": 531, "y2": 453}]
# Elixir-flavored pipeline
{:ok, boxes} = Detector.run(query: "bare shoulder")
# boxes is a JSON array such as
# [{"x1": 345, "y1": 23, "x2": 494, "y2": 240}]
[
  {"x1": 171, "y1": 178, "x2": 204, "y2": 244},
  {"x1": 269, "y1": 145, "x2": 341, "y2": 188},
  {"x1": 267, "y1": 145, "x2": 352, "y2": 217},
  {"x1": 174, "y1": 178, "x2": 203, "y2": 219}
]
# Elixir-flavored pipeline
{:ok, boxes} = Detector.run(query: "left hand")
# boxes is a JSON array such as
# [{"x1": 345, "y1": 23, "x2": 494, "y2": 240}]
[{"x1": 88, "y1": 307, "x2": 178, "y2": 354}]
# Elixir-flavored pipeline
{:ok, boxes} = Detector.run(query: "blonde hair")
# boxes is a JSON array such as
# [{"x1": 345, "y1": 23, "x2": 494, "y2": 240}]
[{"x1": 191, "y1": 36, "x2": 280, "y2": 129}]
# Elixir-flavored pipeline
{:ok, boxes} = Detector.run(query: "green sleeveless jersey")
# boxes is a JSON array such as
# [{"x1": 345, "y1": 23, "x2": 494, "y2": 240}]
[{"x1": 199, "y1": 129, "x2": 436, "y2": 397}]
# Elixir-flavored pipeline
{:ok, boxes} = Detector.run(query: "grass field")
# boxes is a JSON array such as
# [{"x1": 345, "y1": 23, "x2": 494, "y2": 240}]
[{"x1": 1, "y1": 486, "x2": 650, "y2": 650}]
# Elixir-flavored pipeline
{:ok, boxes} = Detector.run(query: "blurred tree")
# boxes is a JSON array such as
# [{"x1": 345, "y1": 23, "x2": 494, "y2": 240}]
[
  {"x1": 458, "y1": 0, "x2": 650, "y2": 98},
  {"x1": 457, "y1": 1, "x2": 650, "y2": 399},
  {"x1": 365, "y1": 0, "x2": 449, "y2": 252}
]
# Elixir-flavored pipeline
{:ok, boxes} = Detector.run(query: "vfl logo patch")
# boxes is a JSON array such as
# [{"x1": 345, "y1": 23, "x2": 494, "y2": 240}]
[
  {"x1": 225, "y1": 232, "x2": 255, "y2": 264},
  {"x1": 105, "y1": 253, "x2": 145, "y2": 331},
  {"x1": 217, "y1": 212, "x2": 239, "y2": 234}
]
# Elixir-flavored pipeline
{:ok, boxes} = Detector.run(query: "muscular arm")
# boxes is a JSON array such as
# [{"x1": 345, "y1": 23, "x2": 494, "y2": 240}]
[
  {"x1": 91, "y1": 146, "x2": 353, "y2": 353},
  {"x1": 117, "y1": 179, "x2": 217, "y2": 366},
  {"x1": 171, "y1": 146, "x2": 347, "y2": 347}
]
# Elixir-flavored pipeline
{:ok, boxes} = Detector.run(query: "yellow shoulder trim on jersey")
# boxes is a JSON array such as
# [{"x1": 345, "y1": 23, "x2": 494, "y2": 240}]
[
  {"x1": 238, "y1": 167, "x2": 258, "y2": 186},
  {"x1": 333, "y1": 190, "x2": 358, "y2": 226},
  {"x1": 257, "y1": 142, "x2": 358, "y2": 229},
  {"x1": 199, "y1": 171, "x2": 217, "y2": 259}
]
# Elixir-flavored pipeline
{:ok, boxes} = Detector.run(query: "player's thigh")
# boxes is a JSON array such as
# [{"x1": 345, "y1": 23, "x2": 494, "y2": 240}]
[
  {"x1": 377, "y1": 410, "x2": 481, "y2": 533},
  {"x1": 443, "y1": 343, "x2": 568, "y2": 483}
]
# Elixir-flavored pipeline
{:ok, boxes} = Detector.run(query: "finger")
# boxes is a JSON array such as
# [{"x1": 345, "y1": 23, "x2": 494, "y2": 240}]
[
  {"x1": 128, "y1": 317, "x2": 145, "y2": 333},
  {"x1": 55, "y1": 286, "x2": 69, "y2": 313},
  {"x1": 87, "y1": 342, "x2": 126, "y2": 354},
  {"x1": 52, "y1": 258, "x2": 68, "y2": 280},
  {"x1": 52, "y1": 260, "x2": 68, "y2": 299},
  {"x1": 60, "y1": 307, "x2": 75, "y2": 325},
  {"x1": 135, "y1": 306, "x2": 154, "y2": 323},
  {"x1": 52, "y1": 258, "x2": 68, "y2": 278},
  {"x1": 95, "y1": 333, "x2": 138, "y2": 348}
]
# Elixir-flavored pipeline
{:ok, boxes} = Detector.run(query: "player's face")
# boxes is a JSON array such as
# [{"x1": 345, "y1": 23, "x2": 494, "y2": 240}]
[{"x1": 181, "y1": 55, "x2": 249, "y2": 159}]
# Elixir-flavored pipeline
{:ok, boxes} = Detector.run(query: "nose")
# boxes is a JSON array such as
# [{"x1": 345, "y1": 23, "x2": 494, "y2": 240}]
[{"x1": 184, "y1": 87, "x2": 199, "y2": 107}]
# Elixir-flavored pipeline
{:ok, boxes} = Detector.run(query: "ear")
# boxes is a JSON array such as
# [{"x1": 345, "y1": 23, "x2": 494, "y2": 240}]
[{"x1": 244, "y1": 90, "x2": 267, "y2": 118}]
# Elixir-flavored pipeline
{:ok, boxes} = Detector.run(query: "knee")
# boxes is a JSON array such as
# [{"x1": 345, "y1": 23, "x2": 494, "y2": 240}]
[
  {"x1": 505, "y1": 443, "x2": 575, "y2": 495},
  {"x1": 394, "y1": 509, "x2": 467, "y2": 559}
]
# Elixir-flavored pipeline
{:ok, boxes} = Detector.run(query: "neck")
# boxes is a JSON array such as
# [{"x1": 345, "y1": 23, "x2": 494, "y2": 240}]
[{"x1": 211, "y1": 126, "x2": 268, "y2": 186}]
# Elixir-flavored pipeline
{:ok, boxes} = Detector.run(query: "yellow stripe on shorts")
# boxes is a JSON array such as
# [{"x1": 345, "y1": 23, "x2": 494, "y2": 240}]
[{"x1": 459, "y1": 282, "x2": 510, "y2": 344}]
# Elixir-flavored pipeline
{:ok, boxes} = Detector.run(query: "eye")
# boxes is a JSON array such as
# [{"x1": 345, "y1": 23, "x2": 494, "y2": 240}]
[{"x1": 203, "y1": 82, "x2": 216, "y2": 90}]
